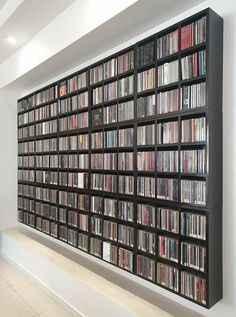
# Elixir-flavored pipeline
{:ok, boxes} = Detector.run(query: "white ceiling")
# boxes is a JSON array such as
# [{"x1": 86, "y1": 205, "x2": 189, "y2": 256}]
[
  {"x1": 0, "y1": 0, "x2": 75, "y2": 64},
  {"x1": 8, "y1": 0, "x2": 205, "y2": 93},
  {"x1": 0, "y1": 0, "x2": 7, "y2": 10},
  {"x1": 0, "y1": 0, "x2": 205, "y2": 95}
]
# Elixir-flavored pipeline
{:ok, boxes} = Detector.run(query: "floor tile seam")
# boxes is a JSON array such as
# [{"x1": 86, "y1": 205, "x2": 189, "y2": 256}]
[
  {"x1": 0, "y1": 271, "x2": 14, "y2": 288},
  {"x1": 9, "y1": 283, "x2": 40, "y2": 315}
]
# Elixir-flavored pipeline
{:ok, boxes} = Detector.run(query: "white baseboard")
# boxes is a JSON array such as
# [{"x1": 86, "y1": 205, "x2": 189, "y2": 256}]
[
  {"x1": 0, "y1": 227, "x2": 205, "y2": 317},
  {"x1": 0, "y1": 228, "x2": 136, "y2": 317}
]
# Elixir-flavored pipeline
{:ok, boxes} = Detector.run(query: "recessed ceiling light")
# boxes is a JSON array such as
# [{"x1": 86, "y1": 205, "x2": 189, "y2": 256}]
[{"x1": 7, "y1": 36, "x2": 16, "y2": 44}]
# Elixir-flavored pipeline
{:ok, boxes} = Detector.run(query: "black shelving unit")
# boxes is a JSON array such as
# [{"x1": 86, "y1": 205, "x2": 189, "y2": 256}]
[{"x1": 17, "y1": 8, "x2": 223, "y2": 308}]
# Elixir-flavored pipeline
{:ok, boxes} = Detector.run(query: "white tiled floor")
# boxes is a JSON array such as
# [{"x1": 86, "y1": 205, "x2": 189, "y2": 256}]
[{"x1": 0, "y1": 257, "x2": 77, "y2": 317}]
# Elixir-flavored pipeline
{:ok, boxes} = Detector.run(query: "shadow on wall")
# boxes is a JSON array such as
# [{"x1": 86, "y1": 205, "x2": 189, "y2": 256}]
[{"x1": 21, "y1": 226, "x2": 205, "y2": 317}]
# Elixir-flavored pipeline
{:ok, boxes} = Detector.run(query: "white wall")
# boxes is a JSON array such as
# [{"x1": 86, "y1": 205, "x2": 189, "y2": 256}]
[
  {"x1": 0, "y1": 0, "x2": 236, "y2": 316},
  {"x1": 0, "y1": 89, "x2": 19, "y2": 230},
  {"x1": 208, "y1": 0, "x2": 236, "y2": 316}
]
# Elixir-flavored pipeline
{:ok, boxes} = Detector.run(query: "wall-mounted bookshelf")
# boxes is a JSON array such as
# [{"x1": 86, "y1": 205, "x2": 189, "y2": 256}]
[{"x1": 17, "y1": 8, "x2": 223, "y2": 308}]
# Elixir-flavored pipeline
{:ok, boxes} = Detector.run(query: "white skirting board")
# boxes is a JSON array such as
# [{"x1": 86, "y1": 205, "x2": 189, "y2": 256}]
[{"x1": 0, "y1": 227, "x2": 177, "y2": 317}]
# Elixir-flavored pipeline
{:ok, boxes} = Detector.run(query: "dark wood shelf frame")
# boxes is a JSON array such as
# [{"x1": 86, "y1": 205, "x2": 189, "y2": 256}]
[{"x1": 17, "y1": 8, "x2": 223, "y2": 308}]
